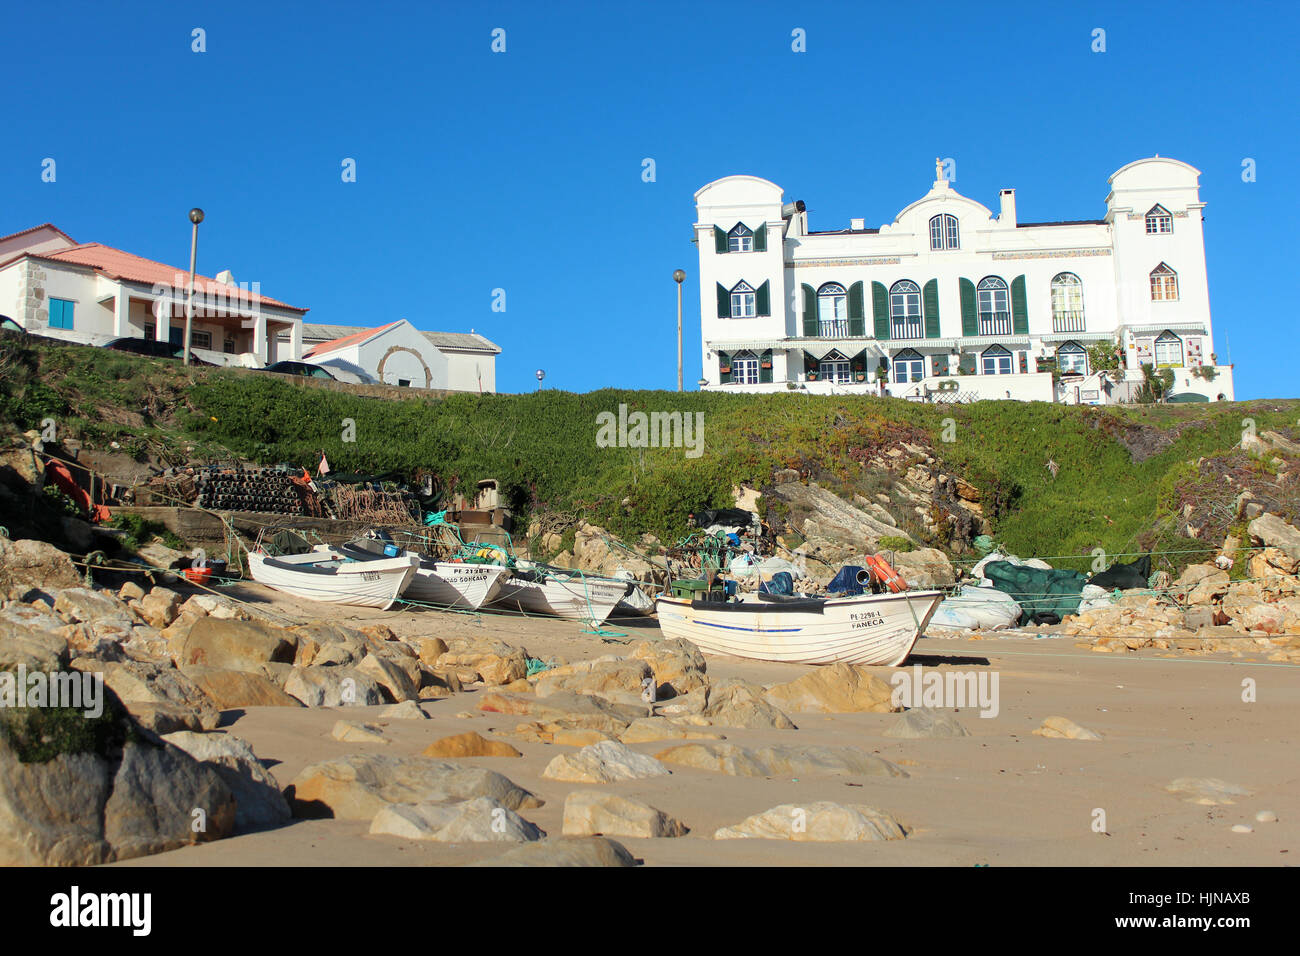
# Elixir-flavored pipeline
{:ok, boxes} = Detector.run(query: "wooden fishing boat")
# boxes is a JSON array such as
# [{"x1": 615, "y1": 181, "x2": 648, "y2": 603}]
[
  {"x1": 247, "y1": 549, "x2": 419, "y2": 610},
  {"x1": 329, "y1": 536, "x2": 510, "y2": 610},
  {"x1": 492, "y1": 565, "x2": 628, "y2": 625},
  {"x1": 654, "y1": 588, "x2": 944, "y2": 666}
]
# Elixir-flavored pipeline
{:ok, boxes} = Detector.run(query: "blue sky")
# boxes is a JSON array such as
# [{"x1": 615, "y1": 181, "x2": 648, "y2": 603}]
[{"x1": 3, "y1": 1, "x2": 1295, "y2": 397}]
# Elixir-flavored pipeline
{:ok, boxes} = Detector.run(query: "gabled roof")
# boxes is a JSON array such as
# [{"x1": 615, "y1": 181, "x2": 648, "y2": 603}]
[
  {"x1": 0, "y1": 223, "x2": 78, "y2": 246},
  {"x1": 421, "y1": 331, "x2": 501, "y2": 353},
  {"x1": 304, "y1": 321, "x2": 403, "y2": 357},
  {"x1": 0, "y1": 241, "x2": 307, "y2": 312}
]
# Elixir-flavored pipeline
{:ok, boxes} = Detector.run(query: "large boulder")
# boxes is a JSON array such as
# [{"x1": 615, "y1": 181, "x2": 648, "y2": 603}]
[
  {"x1": 162, "y1": 731, "x2": 291, "y2": 830},
  {"x1": 283, "y1": 666, "x2": 384, "y2": 707},
  {"x1": 53, "y1": 587, "x2": 134, "y2": 627},
  {"x1": 701, "y1": 680, "x2": 797, "y2": 729},
  {"x1": 541, "y1": 740, "x2": 671, "y2": 783},
  {"x1": 0, "y1": 617, "x2": 69, "y2": 671},
  {"x1": 79, "y1": 658, "x2": 220, "y2": 732},
  {"x1": 889, "y1": 548, "x2": 956, "y2": 588},
  {"x1": 0, "y1": 538, "x2": 82, "y2": 595},
  {"x1": 714, "y1": 802, "x2": 907, "y2": 842},
  {"x1": 184, "y1": 667, "x2": 304, "y2": 710},
  {"x1": 562, "y1": 790, "x2": 686, "y2": 838},
  {"x1": 369, "y1": 796, "x2": 543, "y2": 843},
  {"x1": 533, "y1": 656, "x2": 652, "y2": 701},
  {"x1": 285, "y1": 754, "x2": 543, "y2": 820},
  {"x1": 356, "y1": 653, "x2": 420, "y2": 702},
  {"x1": 477, "y1": 691, "x2": 648, "y2": 736},
  {"x1": 438, "y1": 637, "x2": 529, "y2": 686},
  {"x1": 628, "y1": 639, "x2": 708, "y2": 698},
  {"x1": 0, "y1": 697, "x2": 235, "y2": 865},
  {"x1": 766, "y1": 482, "x2": 907, "y2": 557},
  {"x1": 178, "y1": 618, "x2": 297, "y2": 674},
  {"x1": 470, "y1": 836, "x2": 638, "y2": 867},
  {"x1": 422, "y1": 732, "x2": 522, "y2": 759},
  {"x1": 1249, "y1": 514, "x2": 1300, "y2": 561},
  {"x1": 763, "y1": 662, "x2": 897, "y2": 714},
  {"x1": 655, "y1": 742, "x2": 907, "y2": 779}
]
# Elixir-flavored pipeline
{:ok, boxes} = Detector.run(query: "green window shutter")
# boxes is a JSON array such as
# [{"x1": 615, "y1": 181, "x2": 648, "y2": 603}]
[
  {"x1": 802, "y1": 284, "x2": 818, "y2": 336},
  {"x1": 716, "y1": 283, "x2": 730, "y2": 318},
  {"x1": 1011, "y1": 275, "x2": 1028, "y2": 334},
  {"x1": 960, "y1": 352, "x2": 976, "y2": 374},
  {"x1": 714, "y1": 227, "x2": 728, "y2": 253},
  {"x1": 718, "y1": 352, "x2": 732, "y2": 384},
  {"x1": 755, "y1": 280, "x2": 770, "y2": 317},
  {"x1": 759, "y1": 349, "x2": 773, "y2": 383},
  {"x1": 851, "y1": 350, "x2": 866, "y2": 375},
  {"x1": 804, "y1": 351, "x2": 818, "y2": 375},
  {"x1": 848, "y1": 281, "x2": 865, "y2": 336},
  {"x1": 923, "y1": 279, "x2": 940, "y2": 338},
  {"x1": 959, "y1": 278, "x2": 978, "y2": 336},
  {"x1": 871, "y1": 281, "x2": 890, "y2": 340},
  {"x1": 754, "y1": 223, "x2": 767, "y2": 252}
]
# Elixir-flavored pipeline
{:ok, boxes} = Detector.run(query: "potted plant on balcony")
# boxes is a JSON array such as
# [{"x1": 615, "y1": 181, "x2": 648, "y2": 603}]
[{"x1": 854, "y1": 371, "x2": 867, "y2": 382}]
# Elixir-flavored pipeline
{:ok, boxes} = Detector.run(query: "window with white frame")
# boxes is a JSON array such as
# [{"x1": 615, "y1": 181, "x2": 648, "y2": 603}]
[
  {"x1": 1145, "y1": 205, "x2": 1173, "y2": 235},
  {"x1": 929, "y1": 214, "x2": 959, "y2": 251},
  {"x1": 1057, "y1": 341, "x2": 1087, "y2": 375},
  {"x1": 889, "y1": 280, "x2": 922, "y2": 339},
  {"x1": 1050, "y1": 273, "x2": 1085, "y2": 332},
  {"x1": 817, "y1": 282, "x2": 848, "y2": 337},
  {"x1": 1150, "y1": 263, "x2": 1178, "y2": 301},
  {"x1": 892, "y1": 348, "x2": 924, "y2": 383},
  {"x1": 191, "y1": 330, "x2": 213, "y2": 350},
  {"x1": 818, "y1": 350, "x2": 851, "y2": 384},
  {"x1": 1154, "y1": 331, "x2": 1183, "y2": 368},
  {"x1": 730, "y1": 280, "x2": 756, "y2": 318},
  {"x1": 732, "y1": 351, "x2": 760, "y2": 385},
  {"x1": 728, "y1": 223, "x2": 754, "y2": 252},
  {"x1": 977, "y1": 276, "x2": 1011, "y2": 335},
  {"x1": 981, "y1": 344, "x2": 1013, "y2": 375}
]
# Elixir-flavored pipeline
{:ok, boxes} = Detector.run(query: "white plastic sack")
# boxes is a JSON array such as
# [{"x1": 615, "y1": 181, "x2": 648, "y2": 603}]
[
  {"x1": 971, "y1": 551, "x2": 1024, "y2": 583},
  {"x1": 1076, "y1": 583, "x2": 1115, "y2": 614},
  {"x1": 930, "y1": 585, "x2": 1022, "y2": 630}
]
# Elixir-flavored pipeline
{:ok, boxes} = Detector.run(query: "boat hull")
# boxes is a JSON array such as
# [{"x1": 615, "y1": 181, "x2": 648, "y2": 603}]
[
  {"x1": 248, "y1": 551, "x2": 419, "y2": 610},
  {"x1": 404, "y1": 562, "x2": 509, "y2": 610},
  {"x1": 654, "y1": 590, "x2": 943, "y2": 666},
  {"x1": 493, "y1": 573, "x2": 627, "y2": 625}
]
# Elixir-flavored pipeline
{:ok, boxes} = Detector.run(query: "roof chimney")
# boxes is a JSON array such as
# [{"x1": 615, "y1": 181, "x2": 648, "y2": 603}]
[
  {"x1": 999, "y1": 189, "x2": 1017, "y2": 227},
  {"x1": 850, "y1": 218, "x2": 865, "y2": 231},
  {"x1": 215, "y1": 269, "x2": 235, "y2": 285}
]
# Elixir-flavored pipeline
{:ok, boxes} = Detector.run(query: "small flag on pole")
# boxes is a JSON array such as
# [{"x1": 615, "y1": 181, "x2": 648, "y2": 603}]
[{"x1": 318, "y1": 452, "x2": 331, "y2": 477}]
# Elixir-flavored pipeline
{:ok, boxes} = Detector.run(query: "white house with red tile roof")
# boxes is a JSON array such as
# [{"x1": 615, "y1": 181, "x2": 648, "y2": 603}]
[
  {"x1": 0, "y1": 223, "x2": 308, "y2": 364},
  {"x1": 297, "y1": 319, "x2": 499, "y2": 392}
]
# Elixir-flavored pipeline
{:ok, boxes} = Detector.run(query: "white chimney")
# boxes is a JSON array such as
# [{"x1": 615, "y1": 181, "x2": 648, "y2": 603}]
[
  {"x1": 999, "y1": 189, "x2": 1017, "y2": 227},
  {"x1": 215, "y1": 269, "x2": 235, "y2": 285},
  {"x1": 850, "y1": 218, "x2": 865, "y2": 231}
]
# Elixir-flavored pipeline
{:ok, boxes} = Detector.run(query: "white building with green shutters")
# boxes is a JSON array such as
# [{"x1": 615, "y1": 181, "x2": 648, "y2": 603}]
[{"x1": 694, "y1": 157, "x2": 1234, "y2": 404}]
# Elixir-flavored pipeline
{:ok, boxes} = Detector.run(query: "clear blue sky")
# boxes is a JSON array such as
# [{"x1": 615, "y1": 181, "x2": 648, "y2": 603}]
[{"x1": 3, "y1": 1, "x2": 1295, "y2": 397}]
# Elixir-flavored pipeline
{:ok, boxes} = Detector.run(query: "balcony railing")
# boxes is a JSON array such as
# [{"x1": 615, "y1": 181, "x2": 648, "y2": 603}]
[
  {"x1": 979, "y1": 313, "x2": 1011, "y2": 336},
  {"x1": 891, "y1": 319, "x2": 923, "y2": 340},
  {"x1": 818, "y1": 318, "x2": 849, "y2": 338},
  {"x1": 1052, "y1": 311, "x2": 1086, "y2": 333}
]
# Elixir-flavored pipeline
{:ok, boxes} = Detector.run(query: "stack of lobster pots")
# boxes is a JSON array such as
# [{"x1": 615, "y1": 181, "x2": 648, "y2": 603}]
[{"x1": 192, "y1": 466, "x2": 313, "y2": 515}]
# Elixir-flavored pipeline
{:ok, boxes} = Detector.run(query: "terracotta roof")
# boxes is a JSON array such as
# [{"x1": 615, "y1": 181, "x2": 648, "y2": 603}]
[
  {"x1": 0, "y1": 222, "x2": 77, "y2": 245},
  {"x1": 8, "y1": 242, "x2": 308, "y2": 312},
  {"x1": 303, "y1": 321, "x2": 403, "y2": 357}
]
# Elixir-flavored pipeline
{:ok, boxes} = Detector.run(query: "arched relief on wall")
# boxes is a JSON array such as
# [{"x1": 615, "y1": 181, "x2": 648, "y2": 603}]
[{"x1": 376, "y1": 345, "x2": 432, "y2": 388}]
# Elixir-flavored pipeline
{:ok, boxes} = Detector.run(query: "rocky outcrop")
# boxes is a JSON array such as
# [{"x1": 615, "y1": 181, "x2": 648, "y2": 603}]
[
  {"x1": 162, "y1": 730, "x2": 291, "y2": 831},
  {"x1": 654, "y1": 742, "x2": 906, "y2": 779},
  {"x1": 541, "y1": 740, "x2": 671, "y2": 783},
  {"x1": 764, "y1": 663, "x2": 897, "y2": 714},
  {"x1": 562, "y1": 790, "x2": 686, "y2": 838},
  {"x1": 715, "y1": 802, "x2": 907, "y2": 842}
]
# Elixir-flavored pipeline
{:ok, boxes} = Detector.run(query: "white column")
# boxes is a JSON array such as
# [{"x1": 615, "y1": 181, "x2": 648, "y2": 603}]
[
  {"x1": 290, "y1": 319, "x2": 303, "y2": 361},
  {"x1": 254, "y1": 311, "x2": 268, "y2": 363},
  {"x1": 114, "y1": 286, "x2": 131, "y2": 336}
]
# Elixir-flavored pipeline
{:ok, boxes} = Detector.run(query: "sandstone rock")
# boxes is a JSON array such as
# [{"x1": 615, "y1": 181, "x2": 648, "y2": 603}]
[
  {"x1": 766, "y1": 482, "x2": 906, "y2": 557},
  {"x1": 884, "y1": 708, "x2": 971, "y2": 738},
  {"x1": 890, "y1": 548, "x2": 956, "y2": 588},
  {"x1": 179, "y1": 618, "x2": 296, "y2": 674},
  {"x1": 370, "y1": 796, "x2": 543, "y2": 843},
  {"x1": 471, "y1": 835, "x2": 637, "y2": 867},
  {"x1": 53, "y1": 587, "x2": 133, "y2": 626},
  {"x1": 119, "y1": 581, "x2": 147, "y2": 602},
  {"x1": 702, "y1": 679, "x2": 797, "y2": 729},
  {"x1": 551, "y1": 728, "x2": 616, "y2": 747},
  {"x1": 562, "y1": 790, "x2": 686, "y2": 838},
  {"x1": 184, "y1": 667, "x2": 303, "y2": 710},
  {"x1": 1249, "y1": 514, "x2": 1300, "y2": 560},
  {"x1": 438, "y1": 637, "x2": 528, "y2": 686},
  {"x1": 331, "y1": 720, "x2": 389, "y2": 745},
  {"x1": 1166, "y1": 777, "x2": 1253, "y2": 805},
  {"x1": 619, "y1": 717, "x2": 724, "y2": 744},
  {"x1": 422, "y1": 731, "x2": 522, "y2": 759},
  {"x1": 357, "y1": 652, "x2": 419, "y2": 702},
  {"x1": 0, "y1": 538, "x2": 83, "y2": 594},
  {"x1": 379, "y1": 700, "x2": 427, "y2": 720},
  {"x1": 764, "y1": 662, "x2": 897, "y2": 714},
  {"x1": 628, "y1": 639, "x2": 708, "y2": 697},
  {"x1": 82, "y1": 658, "x2": 220, "y2": 731},
  {"x1": 655, "y1": 742, "x2": 907, "y2": 779},
  {"x1": 0, "y1": 617, "x2": 69, "y2": 671},
  {"x1": 283, "y1": 666, "x2": 384, "y2": 707},
  {"x1": 533, "y1": 656, "x2": 652, "y2": 701},
  {"x1": 541, "y1": 740, "x2": 671, "y2": 783},
  {"x1": 417, "y1": 637, "x2": 449, "y2": 666},
  {"x1": 289, "y1": 622, "x2": 366, "y2": 668},
  {"x1": 478, "y1": 690, "x2": 648, "y2": 735},
  {"x1": 286, "y1": 754, "x2": 543, "y2": 820},
  {"x1": 161, "y1": 730, "x2": 291, "y2": 830},
  {"x1": 715, "y1": 802, "x2": 907, "y2": 842},
  {"x1": 1033, "y1": 716, "x2": 1102, "y2": 741},
  {"x1": 136, "y1": 587, "x2": 183, "y2": 629}
]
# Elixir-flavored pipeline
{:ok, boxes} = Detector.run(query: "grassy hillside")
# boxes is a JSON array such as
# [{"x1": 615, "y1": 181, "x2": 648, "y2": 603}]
[{"x1": 2, "y1": 332, "x2": 1296, "y2": 575}]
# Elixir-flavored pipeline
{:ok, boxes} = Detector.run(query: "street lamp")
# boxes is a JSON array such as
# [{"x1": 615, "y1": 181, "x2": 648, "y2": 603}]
[
  {"x1": 535, "y1": 369, "x2": 545, "y2": 390},
  {"x1": 673, "y1": 269, "x2": 686, "y2": 391},
  {"x1": 183, "y1": 207, "x2": 204, "y2": 366}
]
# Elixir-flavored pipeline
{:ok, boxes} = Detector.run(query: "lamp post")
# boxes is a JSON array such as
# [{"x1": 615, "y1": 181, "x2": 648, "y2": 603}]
[
  {"x1": 535, "y1": 369, "x2": 545, "y2": 391},
  {"x1": 673, "y1": 269, "x2": 686, "y2": 391},
  {"x1": 183, "y1": 207, "x2": 204, "y2": 366}
]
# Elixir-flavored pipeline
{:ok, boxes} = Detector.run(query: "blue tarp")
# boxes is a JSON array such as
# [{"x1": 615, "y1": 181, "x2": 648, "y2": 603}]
[
  {"x1": 759, "y1": 571, "x2": 794, "y2": 596},
  {"x1": 827, "y1": 565, "x2": 866, "y2": 596}
]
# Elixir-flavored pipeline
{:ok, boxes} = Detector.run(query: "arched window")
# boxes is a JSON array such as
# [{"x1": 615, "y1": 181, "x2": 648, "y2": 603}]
[
  {"x1": 731, "y1": 350, "x2": 760, "y2": 385},
  {"x1": 1154, "y1": 331, "x2": 1183, "y2": 368},
  {"x1": 892, "y1": 348, "x2": 924, "y2": 384},
  {"x1": 1150, "y1": 263, "x2": 1178, "y2": 301},
  {"x1": 982, "y1": 344, "x2": 1012, "y2": 376},
  {"x1": 1145, "y1": 205, "x2": 1173, "y2": 235},
  {"x1": 889, "y1": 280, "x2": 922, "y2": 339},
  {"x1": 730, "y1": 280, "x2": 756, "y2": 318},
  {"x1": 1057, "y1": 341, "x2": 1087, "y2": 375},
  {"x1": 819, "y1": 349, "x2": 851, "y2": 384},
  {"x1": 817, "y1": 282, "x2": 848, "y2": 337},
  {"x1": 728, "y1": 223, "x2": 754, "y2": 252},
  {"x1": 976, "y1": 277, "x2": 1010, "y2": 335},
  {"x1": 929, "y1": 214, "x2": 959, "y2": 251},
  {"x1": 1050, "y1": 273, "x2": 1085, "y2": 332}
]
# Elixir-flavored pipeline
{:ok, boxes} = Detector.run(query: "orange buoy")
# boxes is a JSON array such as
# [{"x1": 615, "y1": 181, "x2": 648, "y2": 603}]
[{"x1": 864, "y1": 555, "x2": 908, "y2": 593}]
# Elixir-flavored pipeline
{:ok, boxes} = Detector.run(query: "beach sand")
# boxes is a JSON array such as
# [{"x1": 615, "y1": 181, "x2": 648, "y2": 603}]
[{"x1": 115, "y1": 581, "x2": 1299, "y2": 866}]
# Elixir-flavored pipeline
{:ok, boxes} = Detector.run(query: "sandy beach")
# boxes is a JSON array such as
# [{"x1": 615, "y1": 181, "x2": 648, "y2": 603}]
[{"x1": 111, "y1": 579, "x2": 1299, "y2": 868}]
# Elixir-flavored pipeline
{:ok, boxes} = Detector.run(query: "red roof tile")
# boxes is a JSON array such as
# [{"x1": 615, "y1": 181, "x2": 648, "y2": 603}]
[
  {"x1": 304, "y1": 321, "x2": 402, "y2": 357},
  {"x1": 0, "y1": 222, "x2": 77, "y2": 246}
]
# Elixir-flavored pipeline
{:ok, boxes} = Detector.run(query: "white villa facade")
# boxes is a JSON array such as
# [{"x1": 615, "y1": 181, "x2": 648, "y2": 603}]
[
  {"x1": 694, "y1": 157, "x2": 1234, "y2": 404},
  {"x1": 291, "y1": 321, "x2": 500, "y2": 392},
  {"x1": 0, "y1": 223, "x2": 307, "y2": 365}
]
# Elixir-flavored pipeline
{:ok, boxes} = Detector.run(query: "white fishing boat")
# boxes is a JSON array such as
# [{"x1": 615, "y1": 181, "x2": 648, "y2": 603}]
[
  {"x1": 492, "y1": 564, "x2": 628, "y2": 625},
  {"x1": 247, "y1": 549, "x2": 419, "y2": 610},
  {"x1": 654, "y1": 588, "x2": 944, "y2": 666},
  {"x1": 328, "y1": 536, "x2": 510, "y2": 610}
]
